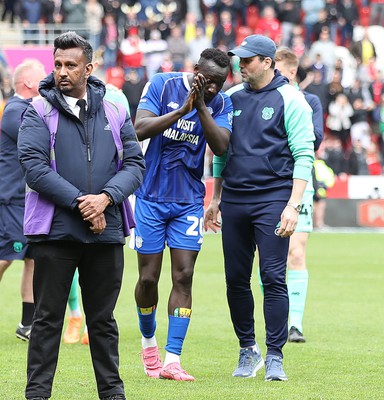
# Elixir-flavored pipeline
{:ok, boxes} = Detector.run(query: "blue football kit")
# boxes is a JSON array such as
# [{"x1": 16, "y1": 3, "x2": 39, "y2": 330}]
[{"x1": 134, "y1": 72, "x2": 233, "y2": 253}]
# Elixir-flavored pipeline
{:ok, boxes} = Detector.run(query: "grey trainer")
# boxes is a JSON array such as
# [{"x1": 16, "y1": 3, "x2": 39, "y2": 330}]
[
  {"x1": 232, "y1": 346, "x2": 264, "y2": 378},
  {"x1": 265, "y1": 355, "x2": 288, "y2": 381}
]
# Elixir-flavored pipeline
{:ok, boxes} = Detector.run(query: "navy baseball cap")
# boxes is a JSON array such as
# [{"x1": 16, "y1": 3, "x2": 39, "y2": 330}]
[{"x1": 228, "y1": 34, "x2": 276, "y2": 59}]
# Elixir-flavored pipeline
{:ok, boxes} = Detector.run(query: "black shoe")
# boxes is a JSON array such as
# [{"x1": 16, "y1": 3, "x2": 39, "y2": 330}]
[
  {"x1": 288, "y1": 326, "x2": 306, "y2": 343},
  {"x1": 16, "y1": 323, "x2": 31, "y2": 341},
  {"x1": 100, "y1": 395, "x2": 126, "y2": 400},
  {"x1": 27, "y1": 397, "x2": 48, "y2": 400}
]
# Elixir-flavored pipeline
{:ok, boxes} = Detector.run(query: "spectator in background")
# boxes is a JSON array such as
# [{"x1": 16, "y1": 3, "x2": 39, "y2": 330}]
[
  {"x1": 62, "y1": 0, "x2": 86, "y2": 25},
  {"x1": 86, "y1": 0, "x2": 104, "y2": 51},
  {"x1": 337, "y1": 0, "x2": 358, "y2": 47},
  {"x1": 308, "y1": 26, "x2": 337, "y2": 82},
  {"x1": 311, "y1": 53, "x2": 327, "y2": 83},
  {"x1": 20, "y1": 0, "x2": 42, "y2": 44},
  {"x1": 303, "y1": 69, "x2": 330, "y2": 113},
  {"x1": 212, "y1": 9, "x2": 236, "y2": 52},
  {"x1": 372, "y1": 93, "x2": 384, "y2": 163},
  {"x1": 254, "y1": 5, "x2": 282, "y2": 45},
  {"x1": 156, "y1": 1, "x2": 179, "y2": 40},
  {"x1": 99, "y1": 12, "x2": 119, "y2": 70},
  {"x1": 350, "y1": 28, "x2": 377, "y2": 68},
  {"x1": 121, "y1": 2, "x2": 141, "y2": 37},
  {"x1": 119, "y1": 33, "x2": 145, "y2": 77},
  {"x1": 0, "y1": 72, "x2": 15, "y2": 104},
  {"x1": 350, "y1": 96, "x2": 372, "y2": 150},
  {"x1": 1, "y1": 0, "x2": 19, "y2": 23},
  {"x1": 312, "y1": 8, "x2": 330, "y2": 42},
  {"x1": 326, "y1": 93, "x2": 354, "y2": 150},
  {"x1": 291, "y1": 26, "x2": 307, "y2": 60},
  {"x1": 40, "y1": 0, "x2": 64, "y2": 25},
  {"x1": 276, "y1": 0, "x2": 302, "y2": 47},
  {"x1": 188, "y1": 25, "x2": 212, "y2": 64},
  {"x1": 143, "y1": 29, "x2": 168, "y2": 79},
  {"x1": 327, "y1": 69, "x2": 344, "y2": 104},
  {"x1": 157, "y1": 52, "x2": 174, "y2": 73},
  {"x1": 183, "y1": 11, "x2": 198, "y2": 43},
  {"x1": 203, "y1": 11, "x2": 216, "y2": 42},
  {"x1": 322, "y1": 136, "x2": 348, "y2": 176},
  {"x1": 347, "y1": 140, "x2": 369, "y2": 175},
  {"x1": 369, "y1": 0, "x2": 384, "y2": 26},
  {"x1": 256, "y1": 0, "x2": 278, "y2": 14},
  {"x1": 368, "y1": 70, "x2": 384, "y2": 107},
  {"x1": 324, "y1": 0, "x2": 339, "y2": 43},
  {"x1": 166, "y1": 24, "x2": 189, "y2": 72},
  {"x1": 213, "y1": 0, "x2": 243, "y2": 26},
  {"x1": 301, "y1": 0, "x2": 325, "y2": 47},
  {"x1": 366, "y1": 142, "x2": 382, "y2": 175},
  {"x1": 101, "y1": 0, "x2": 122, "y2": 19}
]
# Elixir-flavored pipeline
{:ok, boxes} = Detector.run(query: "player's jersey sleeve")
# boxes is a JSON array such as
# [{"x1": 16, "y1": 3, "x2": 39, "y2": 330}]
[{"x1": 137, "y1": 73, "x2": 168, "y2": 116}]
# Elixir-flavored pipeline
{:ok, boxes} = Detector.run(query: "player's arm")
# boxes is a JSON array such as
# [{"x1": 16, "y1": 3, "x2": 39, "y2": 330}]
[
  {"x1": 134, "y1": 89, "x2": 196, "y2": 141},
  {"x1": 197, "y1": 108, "x2": 231, "y2": 156},
  {"x1": 204, "y1": 153, "x2": 226, "y2": 232},
  {"x1": 277, "y1": 91, "x2": 315, "y2": 238}
]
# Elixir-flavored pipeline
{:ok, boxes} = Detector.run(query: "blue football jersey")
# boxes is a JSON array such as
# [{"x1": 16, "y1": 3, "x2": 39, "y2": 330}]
[{"x1": 135, "y1": 72, "x2": 233, "y2": 204}]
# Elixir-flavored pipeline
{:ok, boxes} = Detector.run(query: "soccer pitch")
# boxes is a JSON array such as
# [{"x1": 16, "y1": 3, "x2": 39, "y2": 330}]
[{"x1": 0, "y1": 233, "x2": 383, "y2": 400}]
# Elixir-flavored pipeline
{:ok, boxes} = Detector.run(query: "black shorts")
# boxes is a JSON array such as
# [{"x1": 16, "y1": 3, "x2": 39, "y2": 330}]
[{"x1": 0, "y1": 203, "x2": 32, "y2": 260}]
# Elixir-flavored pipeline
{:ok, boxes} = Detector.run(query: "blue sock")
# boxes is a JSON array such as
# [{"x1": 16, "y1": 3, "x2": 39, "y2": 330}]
[
  {"x1": 137, "y1": 306, "x2": 157, "y2": 338},
  {"x1": 165, "y1": 315, "x2": 190, "y2": 355},
  {"x1": 288, "y1": 269, "x2": 309, "y2": 333}
]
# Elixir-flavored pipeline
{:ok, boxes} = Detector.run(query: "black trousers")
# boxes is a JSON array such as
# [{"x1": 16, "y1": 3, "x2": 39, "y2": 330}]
[
  {"x1": 25, "y1": 241, "x2": 125, "y2": 399},
  {"x1": 221, "y1": 201, "x2": 289, "y2": 358}
]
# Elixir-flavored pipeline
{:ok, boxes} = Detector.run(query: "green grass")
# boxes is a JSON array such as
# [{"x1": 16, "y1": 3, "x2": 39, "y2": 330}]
[{"x1": 1, "y1": 233, "x2": 383, "y2": 400}]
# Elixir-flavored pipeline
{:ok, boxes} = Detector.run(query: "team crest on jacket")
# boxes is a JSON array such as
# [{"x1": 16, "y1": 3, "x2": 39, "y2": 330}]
[{"x1": 262, "y1": 107, "x2": 274, "y2": 120}]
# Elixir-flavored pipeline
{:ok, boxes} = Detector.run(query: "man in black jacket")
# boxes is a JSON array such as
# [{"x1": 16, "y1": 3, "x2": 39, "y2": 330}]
[{"x1": 18, "y1": 32, "x2": 145, "y2": 400}]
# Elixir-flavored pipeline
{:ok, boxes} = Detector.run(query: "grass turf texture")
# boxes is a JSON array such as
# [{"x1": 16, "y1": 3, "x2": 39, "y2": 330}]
[{"x1": 0, "y1": 233, "x2": 383, "y2": 400}]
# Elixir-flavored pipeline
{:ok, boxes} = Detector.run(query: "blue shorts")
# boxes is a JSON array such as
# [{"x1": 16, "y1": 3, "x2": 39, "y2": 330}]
[
  {"x1": 134, "y1": 198, "x2": 204, "y2": 254},
  {"x1": 0, "y1": 203, "x2": 31, "y2": 260}
]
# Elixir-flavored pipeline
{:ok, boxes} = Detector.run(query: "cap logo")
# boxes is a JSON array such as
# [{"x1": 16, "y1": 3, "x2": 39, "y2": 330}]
[
  {"x1": 262, "y1": 107, "x2": 274, "y2": 120},
  {"x1": 241, "y1": 40, "x2": 247, "y2": 46}
]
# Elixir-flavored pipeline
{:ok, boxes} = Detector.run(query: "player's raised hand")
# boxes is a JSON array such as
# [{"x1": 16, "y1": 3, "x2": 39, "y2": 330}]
[
  {"x1": 192, "y1": 73, "x2": 207, "y2": 109},
  {"x1": 179, "y1": 85, "x2": 197, "y2": 115}
]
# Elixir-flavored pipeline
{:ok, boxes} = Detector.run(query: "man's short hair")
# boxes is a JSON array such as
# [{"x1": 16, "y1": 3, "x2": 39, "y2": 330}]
[
  {"x1": 53, "y1": 31, "x2": 93, "y2": 64},
  {"x1": 275, "y1": 47, "x2": 299, "y2": 69},
  {"x1": 199, "y1": 48, "x2": 231, "y2": 69}
]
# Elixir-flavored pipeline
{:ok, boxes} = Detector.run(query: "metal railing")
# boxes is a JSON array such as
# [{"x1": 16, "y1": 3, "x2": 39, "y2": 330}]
[{"x1": 0, "y1": 22, "x2": 91, "y2": 45}]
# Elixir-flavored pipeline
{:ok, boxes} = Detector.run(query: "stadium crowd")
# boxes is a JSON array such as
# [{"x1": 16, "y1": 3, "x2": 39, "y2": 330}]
[{"x1": 1, "y1": 0, "x2": 384, "y2": 176}]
